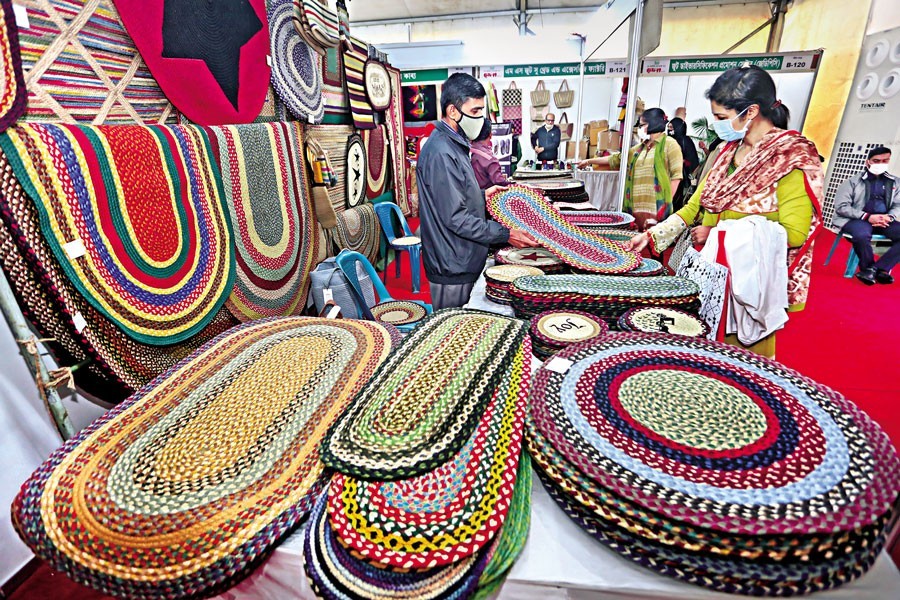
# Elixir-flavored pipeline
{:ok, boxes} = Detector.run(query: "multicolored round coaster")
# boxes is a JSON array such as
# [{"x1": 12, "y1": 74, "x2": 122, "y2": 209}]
[
  {"x1": 0, "y1": 123, "x2": 235, "y2": 345},
  {"x1": 11, "y1": 317, "x2": 394, "y2": 599},
  {"x1": 346, "y1": 133, "x2": 367, "y2": 209},
  {"x1": 327, "y1": 337, "x2": 529, "y2": 567},
  {"x1": 561, "y1": 211, "x2": 635, "y2": 227},
  {"x1": 495, "y1": 247, "x2": 566, "y2": 273},
  {"x1": 618, "y1": 306, "x2": 711, "y2": 337},
  {"x1": 529, "y1": 333, "x2": 900, "y2": 536},
  {"x1": 322, "y1": 309, "x2": 529, "y2": 480},
  {"x1": 211, "y1": 122, "x2": 318, "y2": 322},
  {"x1": 487, "y1": 185, "x2": 640, "y2": 274},
  {"x1": 268, "y1": 0, "x2": 325, "y2": 122},
  {"x1": 371, "y1": 300, "x2": 427, "y2": 326},
  {"x1": 304, "y1": 490, "x2": 489, "y2": 600}
]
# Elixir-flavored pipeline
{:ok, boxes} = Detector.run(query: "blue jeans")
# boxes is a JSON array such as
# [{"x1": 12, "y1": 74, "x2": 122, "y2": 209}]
[{"x1": 841, "y1": 219, "x2": 900, "y2": 272}]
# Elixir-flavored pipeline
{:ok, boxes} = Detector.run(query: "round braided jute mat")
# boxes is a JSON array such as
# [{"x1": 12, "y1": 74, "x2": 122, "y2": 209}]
[
  {"x1": 322, "y1": 309, "x2": 529, "y2": 481},
  {"x1": 529, "y1": 333, "x2": 900, "y2": 536},
  {"x1": 618, "y1": 306, "x2": 711, "y2": 337},
  {"x1": 11, "y1": 317, "x2": 394, "y2": 599}
]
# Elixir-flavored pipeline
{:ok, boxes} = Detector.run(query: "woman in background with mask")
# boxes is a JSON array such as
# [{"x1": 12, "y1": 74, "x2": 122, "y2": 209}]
[
  {"x1": 628, "y1": 65, "x2": 823, "y2": 358},
  {"x1": 577, "y1": 108, "x2": 683, "y2": 231}
]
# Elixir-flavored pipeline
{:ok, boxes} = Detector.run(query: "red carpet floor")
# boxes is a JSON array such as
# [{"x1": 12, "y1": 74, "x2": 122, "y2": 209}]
[{"x1": 7, "y1": 227, "x2": 900, "y2": 598}]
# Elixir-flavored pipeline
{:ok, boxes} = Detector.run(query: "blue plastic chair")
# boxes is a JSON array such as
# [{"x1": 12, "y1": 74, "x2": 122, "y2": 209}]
[
  {"x1": 823, "y1": 233, "x2": 891, "y2": 278},
  {"x1": 335, "y1": 250, "x2": 432, "y2": 333},
  {"x1": 373, "y1": 201, "x2": 422, "y2": 293}
]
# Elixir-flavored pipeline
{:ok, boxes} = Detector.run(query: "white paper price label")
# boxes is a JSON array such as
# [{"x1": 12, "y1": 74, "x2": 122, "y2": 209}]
[
  {"x1": 543, "y1": 356, "x2": 573, "y2": 374},
  {"x1": 72, "y1": 311, "x2": 87, "y2": 333},
  {"x1": 325, "y1": 305, "x2": 341, "y2": 319},
  {"x1": 323, "y1": 288, "x2": 334, "y2": 303},
  {"x1": 63, "y1": 239, "x2": 87, "y2": 260},
  {"x1": 12, "y1": 4, "x2": 29, "y2": 29}
]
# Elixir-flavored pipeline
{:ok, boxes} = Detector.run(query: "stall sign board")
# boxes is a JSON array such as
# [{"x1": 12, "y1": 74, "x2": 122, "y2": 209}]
[{"x1": 401, "y1": 68, "x2": 450, "y2": 84}]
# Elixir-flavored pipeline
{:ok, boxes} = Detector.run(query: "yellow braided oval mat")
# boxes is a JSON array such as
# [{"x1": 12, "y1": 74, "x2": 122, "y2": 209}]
[{"x1": 11, "y1": 317, "x2": 393, "y2": 599}]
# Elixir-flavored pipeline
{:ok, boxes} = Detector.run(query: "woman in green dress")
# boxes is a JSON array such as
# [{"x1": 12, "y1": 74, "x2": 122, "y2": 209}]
[{"x1": 628, "y1": 66, "x2": 824, "y2": 358}]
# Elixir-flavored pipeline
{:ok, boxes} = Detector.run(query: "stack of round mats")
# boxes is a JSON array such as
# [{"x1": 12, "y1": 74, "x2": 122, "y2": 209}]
[
  {"x1": 509, "y1": 274, "x2": 701, "y2": 324},
  {"x1": 11, "y1": 317, "x2": 396, "y2": 599},
  {"x1": 527, "y1": 333, "x2": 900, "y2": 596},
  {"x1": 523, "y1": 178, "x2": 590, "y2": 204},
  {"x1": 484, "y1": 264, "x2": 544, "y2": 305},
  {"x1": 313, "y1": 309, "x2": 534, "y2": 598},
  {"x1": 486, "y1": 185, "x2": 641, "y2": 274},
  {"x1": 495, "y1": 246, "x2": 566, "y2": 274},
  {"x1": 561, "y1": 210, "x2": 634, "y2": 228},
  {"x1": 511, "y1": 169, "x2": 572, "y2": 180},
  {"x1": 529, "y1": 310, "x2": 608, "y2": 360},
  {"x1": 618, "y1": 306, "x2": 712, "y2": 338}
]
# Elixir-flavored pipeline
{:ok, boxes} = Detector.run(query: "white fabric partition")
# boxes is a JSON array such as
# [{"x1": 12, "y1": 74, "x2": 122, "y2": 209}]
[{"x1": 574, "y1": 170, "x2": 621, "y2": 210}]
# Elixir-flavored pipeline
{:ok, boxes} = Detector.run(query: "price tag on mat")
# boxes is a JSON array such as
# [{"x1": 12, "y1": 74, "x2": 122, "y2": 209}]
[
  {"x1": 12, "y1": 4, "x2": 29, "y2": 29},
  {"x1": 544, "y1": 356, "x2": 573, "y2": 374},
  {"x1": 323, "y1": 288, "x2": 334, "y2": 303},
  {"x1": 63, "y1": 239, "x2": 87, "y2": 260},
  {"x1": 72, "y1": 312, "x2": 87, "y2": 333},
  {"x1": 325, "y1": 305, "x2": 341, "y2": 319}
]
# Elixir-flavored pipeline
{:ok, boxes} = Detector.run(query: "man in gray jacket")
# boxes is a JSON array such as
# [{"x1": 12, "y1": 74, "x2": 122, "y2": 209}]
[
  {"x1": 833, "y1": 146, "x2": 900, "y2": 285},
  {"x1": 417, "y1": 74, "x2": 537, "y2": 309}
]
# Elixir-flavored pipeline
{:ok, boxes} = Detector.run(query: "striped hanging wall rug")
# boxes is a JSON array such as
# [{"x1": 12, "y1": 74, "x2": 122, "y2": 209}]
[
  {"x1": 326, "y1": 335, "x2": 530, "y2": 568},
  {"x1": 11, "y1": 317, "x2": 394, "y2": 599},
  {"x1": 0, "y1": 123, "x2": 235, "y2": 345},
  {"x1": 329, "y1": 203, "x2": 380, "y2": 265},
  {"x1": 363, "y1": 124, "x2": 390, "y2": 199},
  {"x1": 322, "y1": 309, "x2": 529, "y2": 481},
  {"x1": 343, "y1": 36, "x2": 376, "y2": 130},
  {"x1": 17, "y1": 0, "x2": 178, "y2": 123},
  {"x1": 0, "y1": 0, "x2": 26, "y2": 131},
  {"x1": 0, "y1": 151, "x2": 239, "y2": 402},
  {"x1": 385, "y1": 65, "x2": 413, "y2": 216},
  {"x1": 208, "y1": 122, "x2": 318, "y2": 322}
]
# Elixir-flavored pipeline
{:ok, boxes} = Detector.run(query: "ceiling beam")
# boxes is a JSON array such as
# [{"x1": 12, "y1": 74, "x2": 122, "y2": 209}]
[{"x1": 350, "y1": 0, "x2": 771, "y2": 28}]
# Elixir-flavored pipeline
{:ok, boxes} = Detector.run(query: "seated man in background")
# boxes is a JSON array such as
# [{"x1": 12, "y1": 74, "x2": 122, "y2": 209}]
[{"x1": 833, "y1": 146, "x2": 900, "y2": 285}]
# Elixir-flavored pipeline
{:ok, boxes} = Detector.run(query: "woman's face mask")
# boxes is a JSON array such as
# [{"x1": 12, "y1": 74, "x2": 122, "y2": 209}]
[
  {"x1": 452, "y1": 106, "x2": 485, "y2": 141},
  {"x1": 712, "y1": 107, "x2": 752, "y2": 142},
  {"x1": 635, "y1": 125, "x2": 649, "y2": 142}
]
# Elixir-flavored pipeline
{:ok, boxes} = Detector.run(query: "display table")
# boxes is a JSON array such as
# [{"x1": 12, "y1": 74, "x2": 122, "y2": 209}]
[
  {"x1": 214, "y1": 476, "x2": 900, "y2": 600},
  {"x1": 210, "y1": 268, "x2": 900, "y2": 599},
  {"x1": 574, "y1": 169, "x2": 620, "y2": 210}
]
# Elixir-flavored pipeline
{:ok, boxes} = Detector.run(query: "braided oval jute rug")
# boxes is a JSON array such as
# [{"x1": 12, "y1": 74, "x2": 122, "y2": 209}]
[
  {"x1": 322, "y1": 309, "x2": 529, "y2": 481},
  {"x1": 11, "y1": 317, "x2": 394, "y2": 599},
  {"x1": 210, "y1": 122, "x2": 319, "y2": 322},
  {"x1": 0, "y1": 123, "x2": 235, "y2": 345}
]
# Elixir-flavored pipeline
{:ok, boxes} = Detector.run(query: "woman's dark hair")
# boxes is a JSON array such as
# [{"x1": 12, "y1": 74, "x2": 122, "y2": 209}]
[
  {"x1": 668, "y1": 117, "x2": 688, "y2": 142},
  {"x1": 473, "y1": 117, "x2": 492, "y2": 142},
  {"x1": 641, "y1": 107, "x2": 668, "y2": 134},
  {"x1": 440, "y1": 73, "x2": 485, "y2": 114},
  {"x1": 706, "y1": 65, "x2": 790, "y2": 129}
]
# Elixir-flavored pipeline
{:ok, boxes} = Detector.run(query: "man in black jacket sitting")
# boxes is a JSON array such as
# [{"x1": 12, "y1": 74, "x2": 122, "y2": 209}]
[{"x1": 417, "y1": 73, "x2": 537, "y2": 310}]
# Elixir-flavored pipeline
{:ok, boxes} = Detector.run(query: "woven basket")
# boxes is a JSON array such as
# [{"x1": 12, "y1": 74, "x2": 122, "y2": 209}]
[
  {"x1": 553, "y1": 79, "x2": 574, "y2": 108},
  {"x1": 530, "y1": 80, "x2": 550, "y2": 107}
]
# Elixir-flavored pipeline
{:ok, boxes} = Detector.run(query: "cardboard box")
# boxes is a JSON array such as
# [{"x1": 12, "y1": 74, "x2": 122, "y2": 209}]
[
  {"x1": 565, "y1": 139, "x2": 590, "y2": 160},
  {"x1": 583, "y1": 120, "x2": 609, "y2": 142},
  {"x1": 596, "y1": 130, "x2": 620, "y2": 150}
]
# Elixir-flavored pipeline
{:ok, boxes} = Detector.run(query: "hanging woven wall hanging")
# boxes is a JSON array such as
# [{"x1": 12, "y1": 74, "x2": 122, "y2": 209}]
[
  {"x1": 0, "y1": 123, "x2": 235, "y2": 345},
  {"x1": 16, "y1": 0, "x2": 177, "y2": 124},
  {"x1": 345, "y1": 132, "x2": 367, "y2": 209},
  {"x1": 321, "y1": 46, "x2": 349, "y2": 120},
  {"x1": 304, "y1": 124, "x2": 353, "y2": 215},
  {"x1": 111, "y1": 0, "x2": 270, "y2": 124},
  {"x1": 385, "y1": 64, "x2": 413, "y2": 216},
  {"x1": 269, "y1": 0, "x2": 325, "y2": 123},
  {"x1": 12, "y1": 317, "x2": 394, "y2": 599},
  {"x1": 328, "y1": 203, "x2": 380, "y2": 265},
  {"x1": 208, "y1": 122, "x2": 318, "y2": 322},
  {"x1": 362, "y1": 124, "x2": 390, "y2": 199},
  {"x1": 343, "y1": 36, "x2": 376, "y2": 129}
]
